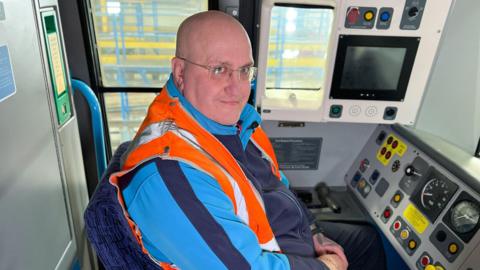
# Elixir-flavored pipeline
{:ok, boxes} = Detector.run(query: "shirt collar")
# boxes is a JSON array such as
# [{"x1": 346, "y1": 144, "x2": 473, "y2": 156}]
[{"x1": 166, "y1": 74, "x2": 260, "y2": 137}]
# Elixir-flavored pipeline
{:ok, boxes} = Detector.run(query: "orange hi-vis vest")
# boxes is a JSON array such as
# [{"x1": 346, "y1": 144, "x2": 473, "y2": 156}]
[{"x1": 109, "y1": 85, "x2": 282, "y2": 268}]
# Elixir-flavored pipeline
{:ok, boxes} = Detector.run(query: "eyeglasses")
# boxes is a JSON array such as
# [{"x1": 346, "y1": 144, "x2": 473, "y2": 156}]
[{"x1": 177, "y1": 57, "x2": 257, "y2": 82}]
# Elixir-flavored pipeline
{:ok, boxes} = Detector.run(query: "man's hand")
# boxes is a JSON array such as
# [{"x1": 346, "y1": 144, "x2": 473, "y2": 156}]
[
  {"x1": 317, "y1": 254, "x2": 348, "y2": 270},
  {"x1": 313, "y1": 233, "x2": 348, "y2": 270}
]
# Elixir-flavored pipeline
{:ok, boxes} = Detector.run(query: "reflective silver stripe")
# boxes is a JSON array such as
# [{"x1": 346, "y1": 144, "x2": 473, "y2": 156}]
[
  {"x1": 120, "y1": 120, "x2": 174, "y2": 168},
  {"x1": 138, "y1": 120, "x2": 177, "y2": 145}
]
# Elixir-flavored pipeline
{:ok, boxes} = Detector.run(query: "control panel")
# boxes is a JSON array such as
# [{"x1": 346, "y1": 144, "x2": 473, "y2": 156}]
[
  {"x1": 345, "y1": 125, "x2": 480, "y2": 269},
  {"x1": 256, "y1": 0, "x2": 454, "y2": 125},
  {"x1": 324, "y1": 0, "x2": 453, "y2": 125}
]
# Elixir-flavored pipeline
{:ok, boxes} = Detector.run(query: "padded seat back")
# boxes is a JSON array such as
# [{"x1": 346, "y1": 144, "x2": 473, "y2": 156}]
[{"x1": 84, "y1": 142, "x2": 163, "y2": 270}]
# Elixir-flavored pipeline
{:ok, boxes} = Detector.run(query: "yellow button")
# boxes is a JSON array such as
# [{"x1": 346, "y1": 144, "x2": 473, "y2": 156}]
[
  {"x1": 400, "y1": 229, "x2": 409, "y2": 240},
  {"x1": 448, "y1": 243, "x2": 458, "y2": 254},
  {"x1": 364, "y1": 11, "x2": 374, "y2": 21},
  {"x1": 359, "y1": 179, "x2": 366, "y2": 188},
  {"x1": 424, "y1": 265, "x2": 436, "y2": 270},
  {"x1": 408, "y1": 240, "x2": 417, "y2": 250},
  {"x1": 394, "y1": 194, "x2": 401, "y2": 202}
]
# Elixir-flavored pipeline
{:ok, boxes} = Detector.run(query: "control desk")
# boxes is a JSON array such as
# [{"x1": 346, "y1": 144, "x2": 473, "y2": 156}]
[{"x1": 344, "y1": 125, "x2": 480, "y2": 270}]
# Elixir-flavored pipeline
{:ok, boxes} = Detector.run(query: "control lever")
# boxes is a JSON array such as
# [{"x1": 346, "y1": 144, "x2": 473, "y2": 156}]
[
  {"x1": 405, "y1": 165, "x2": 422, "y2": 177},
  {"x1": 315, "y1": 182, "x2": 341, "y2": 213}
]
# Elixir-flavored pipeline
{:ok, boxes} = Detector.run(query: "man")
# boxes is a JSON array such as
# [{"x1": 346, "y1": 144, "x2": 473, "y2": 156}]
[{"x1": 110, "y1": 10, "x2": 385, "y2": 270}]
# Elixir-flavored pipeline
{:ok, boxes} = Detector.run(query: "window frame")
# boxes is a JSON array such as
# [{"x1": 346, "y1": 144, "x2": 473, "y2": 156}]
[{"x1": 79, "y1": 0, "x2": 220, "y2": 158}]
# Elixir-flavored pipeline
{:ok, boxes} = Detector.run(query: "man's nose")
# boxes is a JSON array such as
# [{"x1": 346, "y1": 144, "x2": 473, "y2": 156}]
[
  {"x1": 227, "y1": 69, "x2": 241, "y2": 82},
  {"x1": 225, "y1": 70, "x2": 243, "y2": 86},
  {"x1": 224, "y1": 70, "x2": 242, "y2": 93}
]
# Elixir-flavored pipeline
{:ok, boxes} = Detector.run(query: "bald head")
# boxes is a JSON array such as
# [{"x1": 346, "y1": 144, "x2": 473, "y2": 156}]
[
  {"x1": 171, "y1": 11, "x2": 254, "y2": 125},
  {"x1": 175, "y1": 11, "x2": 251, "y2": 60}
]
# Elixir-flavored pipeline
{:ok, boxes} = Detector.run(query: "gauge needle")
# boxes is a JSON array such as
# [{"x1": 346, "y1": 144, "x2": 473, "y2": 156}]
[{"x1": 455, "y1": 214, "x2": 476, "y2": 222}]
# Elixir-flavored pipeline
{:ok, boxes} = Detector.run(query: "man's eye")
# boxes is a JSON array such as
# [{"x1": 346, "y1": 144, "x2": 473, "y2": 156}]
[
  {"x1": 239, "y1": 67, "x2": 251, "y2": 75},
  {"x1": 212, "y1": 66, "x2": 227, "y2": 75}
]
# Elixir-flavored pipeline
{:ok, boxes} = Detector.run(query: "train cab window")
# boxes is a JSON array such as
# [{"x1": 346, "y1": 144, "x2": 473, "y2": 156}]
[
  {"x1": 88, "y1": 0, "x2": 208, "y2": 151},
  {"x1": 264, "y1": 5, "x2": 333, "y2": 105},
  {"x1": 90, "y1": 0, "x2": 208, "y2": 88},
  {"x1": 103, "y1": 92, "x2": 156, "y2": 151}
]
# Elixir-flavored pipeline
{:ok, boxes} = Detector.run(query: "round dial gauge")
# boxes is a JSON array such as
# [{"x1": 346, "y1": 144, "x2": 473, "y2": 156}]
[
  {"x1": 421, "y1": 178, "x2": 452, "y2": 210},
  {"x1": 451, "y1": 201, "x2": 480, "y2": 234}
]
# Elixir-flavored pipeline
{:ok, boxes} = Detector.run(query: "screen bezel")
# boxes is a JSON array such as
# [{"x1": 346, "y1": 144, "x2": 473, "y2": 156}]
[{"x1": 330, "y1": 35, "x2": 420, "y2": 101}]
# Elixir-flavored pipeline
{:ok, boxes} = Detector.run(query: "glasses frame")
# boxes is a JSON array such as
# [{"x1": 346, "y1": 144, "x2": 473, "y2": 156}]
[{"x1": 177, "y1": 57, "x2": 257, "y2": 82}]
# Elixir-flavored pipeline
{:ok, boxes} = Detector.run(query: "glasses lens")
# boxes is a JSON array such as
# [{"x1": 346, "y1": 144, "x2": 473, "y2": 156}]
[
  {"x1": 208, "y1": 65, "x2": 228, "y2": 80},
  {"x1": 208, "y1": 66, "x2": 257, "y2": 82},
  {"x1": 248, "y1": 67, "x2": 257, "y2": 82}
]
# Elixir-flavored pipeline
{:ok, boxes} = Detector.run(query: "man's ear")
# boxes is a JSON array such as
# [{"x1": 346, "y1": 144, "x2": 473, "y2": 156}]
[{"x1": 171, "y1": 57, "x2": 185, "y2": 93}]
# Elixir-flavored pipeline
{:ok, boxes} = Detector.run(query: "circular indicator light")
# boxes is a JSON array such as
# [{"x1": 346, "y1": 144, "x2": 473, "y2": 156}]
[
  {"x1": 383, "y1": 209, "x2": 391, "y2": 218},
  {"x1": 385, "y1": 151, "x2": 392, "y2": 159},
  {"x1": 421, "y1": 256, "x2": 430, "y2": 266},
  {"x1": 400, "y1": 229, "x2": 409, "y2": 239},
  {"x1": 347, "y1": 8, "x2": 360, "y2": 24},
  {"x1": 408, "y1": 240, "x2": 417, "y2": 250},
  {"x1": 364, "y1": 10, "x2": 374, "y2": 21},
  {"x1": 393, "y1": 221, "x2": 401, "y2": 230},
  {"x1": 359, "y1": 158, "x2": 370, "y2": 172},
  {"x1": 358, "y1": 179, "x2": 366, "y2": 189},
  {"x1": 331, "y1": 106, "x2": 341, "y2": 114},
  {"x1": 380, "y1": 11, "x2": 390, "y2": 22},
  {"x1": 381, "y1": 147, "x2": 387, "y2": 155},
  {"x1": 387, "y1": 136, "x2": 393, "y2": 144},
  {"x1": 448, "y1": 243, "x2": 458, "y2": 254},
  {"x1": 394, "y1": 194, "x2": 402, "y2": 202},
  {"x1": 392, "y1": 140, "x2": 399, "y2": 148}
]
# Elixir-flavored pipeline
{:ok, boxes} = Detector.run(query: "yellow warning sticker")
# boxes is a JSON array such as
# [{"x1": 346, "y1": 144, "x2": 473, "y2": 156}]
[
  {"x1": 376, "y1": 133, "x2": 408, "y2": 166},
  {"x1": 403, "y1": 203, "x2": 429, "y2": 234}
]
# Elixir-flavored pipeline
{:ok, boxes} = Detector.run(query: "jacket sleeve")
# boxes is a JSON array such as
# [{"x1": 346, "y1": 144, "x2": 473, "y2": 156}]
[{"x1": 121, "y1": 159, "x2": 329, "y2": 270}]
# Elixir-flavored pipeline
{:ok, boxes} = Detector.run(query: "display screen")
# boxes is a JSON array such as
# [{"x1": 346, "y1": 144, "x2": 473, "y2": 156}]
[
  {"x1": 340, "y1": 46, "x2": 406, "y2": 91},
  {"x1": 330, "y1": 35, "x2": 420, "y2": 101}
]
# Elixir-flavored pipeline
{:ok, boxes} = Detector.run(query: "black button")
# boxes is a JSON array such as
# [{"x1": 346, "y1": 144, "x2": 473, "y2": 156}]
[
  {"x1": 408, "y1": 7, "x2": 419, "y2": 17},
  {"x1": 436, "y1": 230, "x2": 447, "y2": 242}
]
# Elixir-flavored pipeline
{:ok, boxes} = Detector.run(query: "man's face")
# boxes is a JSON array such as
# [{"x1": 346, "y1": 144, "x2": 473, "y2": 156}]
[{"x1": 176, "y1": 24, "x2": 253, "y2": 125}]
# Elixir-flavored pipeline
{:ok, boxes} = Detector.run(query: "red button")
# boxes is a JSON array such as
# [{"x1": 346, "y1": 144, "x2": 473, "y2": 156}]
[
  {"x1": 381, "y1": 147, "x2": 387, "y2": 155},
  {"x1": 392, "y1": 140, "x2": 398, "y2": 148},
  {"x1": 383, "y1": 209, "x2": 391, "y2": 218},
  {"x1": 420, "y1": 256, "x2": 430, "y2": 266},
  {"x1": 393, "y1": 221, "x2": 401, "y2": 230},
  {"x1": 347, "y1": 7, "x2": 360, "y2": 24},
  {"x1": 385, "y1": 151, "x2": 392, "y2": 159}
]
